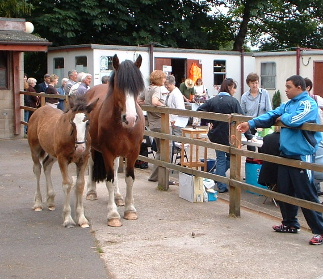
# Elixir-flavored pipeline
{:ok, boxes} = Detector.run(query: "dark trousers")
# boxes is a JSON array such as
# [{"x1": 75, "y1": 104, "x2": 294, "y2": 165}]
[{"x1": 277, "y1": 163, "x2": 323, "y2": 234}]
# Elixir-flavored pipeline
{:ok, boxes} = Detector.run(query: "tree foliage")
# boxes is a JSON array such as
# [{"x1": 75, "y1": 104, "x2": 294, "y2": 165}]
[
  {"x1": 4, "y1": 0, "x2": 323, "y2": 53},
  {"x1": 210, "y1": 0, "x2": 323, "y2": 51},
  {"x1": 0, "y1": 0, "x2": 32, "y2": 17},
  {"x1": 23, "y1": 0, "x2": 233, "y2": 50}
]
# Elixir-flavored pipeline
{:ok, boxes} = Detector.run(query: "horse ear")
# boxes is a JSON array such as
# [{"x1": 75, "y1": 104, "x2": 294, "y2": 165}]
[
  {"x1": 86, "y1": 98, "x2": 99, "y2": 113},
  {"x1": 68, "y1": 95, "x2": 76, "y2": 109},
  {"x1": 113, "y1": 54, "x2": 119, "y2": 70},
  {"x1": 135, "y1": 54, "x2": 142, "y2": 68}
]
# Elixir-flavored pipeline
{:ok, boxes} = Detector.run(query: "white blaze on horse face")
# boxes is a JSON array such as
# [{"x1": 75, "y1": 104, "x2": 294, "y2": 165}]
[
  {"x1": 123, "y1": 91, "x2": 138, "y2": 128},
  {"x1": 73, "y1": 112, "x2": 88, "y2": 153}
]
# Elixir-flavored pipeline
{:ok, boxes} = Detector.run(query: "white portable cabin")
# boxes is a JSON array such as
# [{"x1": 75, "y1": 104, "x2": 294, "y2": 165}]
[
  {"x1": 47, "y1": 44, "x2": 255, "y2": 101},
  {"x1": 254, "y1": 49, "x2": 323, "y2": 102}
]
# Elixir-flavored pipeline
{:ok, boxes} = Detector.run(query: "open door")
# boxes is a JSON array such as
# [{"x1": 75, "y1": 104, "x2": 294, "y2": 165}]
[
  {"x1": 187, "y1": 59, "x2": 202, "y2": 83},
  {"x1": 314, "y1": 61, "x2": 323, "y2": 97},
  {"x1": 155, "y1": 58, "x2": 172, "y2": 73}
]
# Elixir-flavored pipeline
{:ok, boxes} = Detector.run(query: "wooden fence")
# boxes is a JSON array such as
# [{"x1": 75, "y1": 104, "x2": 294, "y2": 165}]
[
  {"x1": 139, "y1": 105, "x2": 323, "y2": 217},
  {"x1": 20, "y1": 91, "x2": 323, "y2": 217},
  {"x1": 20, "y1": 91, "x2": 68, "y2": 127}
]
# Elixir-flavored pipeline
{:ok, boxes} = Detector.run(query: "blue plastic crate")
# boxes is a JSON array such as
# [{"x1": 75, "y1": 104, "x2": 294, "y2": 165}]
[{"x1": 245, "y1": 162, "x2": 267, "y2": 195}]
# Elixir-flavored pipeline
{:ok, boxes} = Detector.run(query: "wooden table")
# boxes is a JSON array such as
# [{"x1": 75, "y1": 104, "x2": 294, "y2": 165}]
[{"x1": 180, "y1": 128, "x2": 208, "y2": 170}]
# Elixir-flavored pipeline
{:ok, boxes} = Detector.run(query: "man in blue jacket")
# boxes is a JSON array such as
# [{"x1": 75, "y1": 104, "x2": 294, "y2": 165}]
[{"x1": 237, "y1": 75, "x2": 323, "y2": 245}]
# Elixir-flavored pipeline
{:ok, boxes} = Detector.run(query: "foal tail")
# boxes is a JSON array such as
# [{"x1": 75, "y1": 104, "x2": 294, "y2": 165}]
[{"x1": 92, "y1": 150, "x2": 108, "y2": 182}]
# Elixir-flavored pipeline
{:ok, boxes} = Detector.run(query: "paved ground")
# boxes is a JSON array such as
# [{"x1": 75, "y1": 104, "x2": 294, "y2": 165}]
[{"x1": 1, "y1": 139, "x2": 323, "y2": 279}]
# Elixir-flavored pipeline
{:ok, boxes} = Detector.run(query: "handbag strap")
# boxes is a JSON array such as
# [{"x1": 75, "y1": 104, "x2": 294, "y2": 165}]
[{"x1": 256, "y1": 89, "x2": 262, "y2": 116}]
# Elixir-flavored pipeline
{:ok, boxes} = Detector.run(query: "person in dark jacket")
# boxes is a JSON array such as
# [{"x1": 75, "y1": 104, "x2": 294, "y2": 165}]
[
  {"x1": 258, "y1": 127, "x2": 281, "y2": 187},
  {"x1": 45, "y1": 74, "x2": 59, "y2": 108},
  {"x1": 197, "y1": 78, "x2": 244, "y2": 193},
  {"x1": 35, "y1": 73, "x2": 50, "y2": 93}
]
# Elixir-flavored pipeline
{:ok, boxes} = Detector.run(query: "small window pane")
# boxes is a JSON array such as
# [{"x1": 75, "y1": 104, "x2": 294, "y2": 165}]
[
  {"x1": 54, "y1": 57, "x2": 64, "y2": 69},
  {"x1": 53, "y1": 57, "x2": 64, "y2": 81},
  {"x1": 0, "y1": 51, "x2": 8, "y2": 89},
  {"x1": 214, "y1": 60, "x2": 226, "y2": 86},
  {"x1": 75, "y1": 56, "x2": 87, "y2": 72},
  {"x1": 261, "y1": 62, "x2": 276, "y2": 89}
]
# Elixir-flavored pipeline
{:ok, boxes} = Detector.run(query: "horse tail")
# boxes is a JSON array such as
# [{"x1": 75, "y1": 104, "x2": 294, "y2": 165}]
[{"x1": 92, "y1": 150, "x2": 107, "y2": 182}]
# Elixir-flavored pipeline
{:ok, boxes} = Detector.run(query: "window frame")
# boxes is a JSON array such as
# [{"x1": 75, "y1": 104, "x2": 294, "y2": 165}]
[{"x1": 260, "y1": 62, "x2": 276, "y2": 90}]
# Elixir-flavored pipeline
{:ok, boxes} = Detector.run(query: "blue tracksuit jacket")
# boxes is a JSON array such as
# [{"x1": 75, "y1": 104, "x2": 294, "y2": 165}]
[{"x1": 248, "y1": 91, "x2": 322, "y2": 158}]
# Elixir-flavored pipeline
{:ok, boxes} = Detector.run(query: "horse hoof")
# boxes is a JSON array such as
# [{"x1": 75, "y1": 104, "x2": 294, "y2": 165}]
[
  {"x1": 107, "y1": 218, "x2": 123, "y2": 227},
  {"x1": 65, "y1": 224, "x2": 75, "y2": 228},
  {"x1": 48, "y1": 206, "x2": 56, "y2": 211},
  {"x1": 33, "y1": 207, "x2": 42, "y2": 212},
  {"x1": 124, "y1": 211, "x2": 138, "y2": 220},
  {"x1": 80, "y1": 223, "x2": 90, "y2": 228},
  {"x1": 86, "y1": 193, "x2": 98, "y2": 201},
  {"x1": 115, "y1": 198, "x2": 125, "y2": 207}
]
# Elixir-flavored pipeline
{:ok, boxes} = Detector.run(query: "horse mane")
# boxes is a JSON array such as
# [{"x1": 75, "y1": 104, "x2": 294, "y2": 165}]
[
  {"x1": 69, "y1": 95, "x2": 89, "y2": 112},
  {"x1": 109, "y1": 60, "x2": 145, "y2": 98}
]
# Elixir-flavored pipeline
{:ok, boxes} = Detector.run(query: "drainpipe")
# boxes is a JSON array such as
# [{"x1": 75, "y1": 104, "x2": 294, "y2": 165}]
[
  {"x1": 240, "y1": 49, "x2": 245, "y2": 95},
  {"x1": 149, "y1": 43, "x2": 154, "y2": 73},
  {"x1": 296, "y1": 47, "x2": 301, "y2": 75}
]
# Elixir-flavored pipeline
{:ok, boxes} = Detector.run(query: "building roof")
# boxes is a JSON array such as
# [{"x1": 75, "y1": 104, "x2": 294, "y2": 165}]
[
  {"x1": 0, "y1": 30, "x2": 50, "y2": 44},
  {"x1": 0, "y1": 17, "x2": 51, "y2": 51}
]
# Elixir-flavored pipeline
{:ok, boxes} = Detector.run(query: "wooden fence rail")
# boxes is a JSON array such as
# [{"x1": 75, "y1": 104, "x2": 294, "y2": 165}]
[{"x1": 140, "y1": 105, "x2": 323, "y2": 216}]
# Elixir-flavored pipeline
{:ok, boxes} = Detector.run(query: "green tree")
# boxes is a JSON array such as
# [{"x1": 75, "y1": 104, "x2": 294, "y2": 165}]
[
  {"x1": 25, "y1": 0, "x2": 229, "y2": 49},
  {"x1": 210, "y1": 0, "x2": 323, "y2": 51},
  {"x1": 0, "y1": 0, "x2": 32, "y2": 17}
]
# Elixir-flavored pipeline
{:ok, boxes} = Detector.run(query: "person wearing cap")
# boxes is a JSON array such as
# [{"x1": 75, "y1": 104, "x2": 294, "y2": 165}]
[
  {"x1": 179, "y1": 78, "x2": 195, "y2": 102},
  {"x1": 35, "y1": 73, "x2": 50, "y2": 93}
]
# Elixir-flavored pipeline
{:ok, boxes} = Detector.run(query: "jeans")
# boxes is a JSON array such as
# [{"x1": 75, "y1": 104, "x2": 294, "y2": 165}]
[{"x1": 215, "y1": 150, "x2": 230, "y2": 191}]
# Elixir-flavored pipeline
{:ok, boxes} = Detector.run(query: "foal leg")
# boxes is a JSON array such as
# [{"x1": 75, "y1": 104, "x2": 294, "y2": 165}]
[
  {"x1": 114, "y1": 157, "x2": 125, "y2": 206},
  {"x1": 75, "y1": 160, "x2": 90, "y2": 228},
  {"x1": 123, "y1": 159, "x2": 137, "y2": 221},
  {"x1": 86, "y1": 156, "x2": 98, "y2": 200},
  {"x1": 31, "y1": 153, "x2": 43, "y2": 211},
  {"x1": 43, "y1": 155, "x2": 57, "y2": 211},
  {"x1": 58, "y1": 158, "x2": 76, "y2": 228}
]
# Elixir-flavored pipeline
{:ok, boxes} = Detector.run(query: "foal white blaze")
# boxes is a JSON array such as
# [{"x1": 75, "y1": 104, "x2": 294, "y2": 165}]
[
  {"x1": 73, "y1": 113, "x2": 88, "y2": 154},
  {"x1": 122, "y1": 91, "x2": 138, "y2": 128}
]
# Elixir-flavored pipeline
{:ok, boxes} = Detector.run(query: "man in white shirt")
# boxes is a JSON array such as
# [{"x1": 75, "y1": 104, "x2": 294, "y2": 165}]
[{"x1": 164, "y1": 75, "x2": 188, "y2": 136}]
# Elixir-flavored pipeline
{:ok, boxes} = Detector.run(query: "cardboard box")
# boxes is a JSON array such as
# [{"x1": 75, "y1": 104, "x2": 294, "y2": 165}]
[{"x1": 179, "y1": 172, "x2": 204, "y2": 202}]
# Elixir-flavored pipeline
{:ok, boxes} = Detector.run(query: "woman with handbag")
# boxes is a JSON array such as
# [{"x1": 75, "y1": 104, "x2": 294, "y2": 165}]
[{"x1": 240, "y1": 73, "x2": 272, "y2": 151}]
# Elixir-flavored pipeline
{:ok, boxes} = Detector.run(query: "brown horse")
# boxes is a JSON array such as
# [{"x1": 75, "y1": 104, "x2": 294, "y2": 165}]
[
  {"x1": 27, "y1": 95, "x2": 97, "y2": 228},
  {"x1": 86, "y1": 54, "x2": 145, "y2": 227}
]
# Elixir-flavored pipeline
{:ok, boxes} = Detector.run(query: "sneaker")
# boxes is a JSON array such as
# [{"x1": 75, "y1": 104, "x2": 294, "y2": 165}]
[
  {"x1": 272, "y1": 224, "x2": 300, "y2": 233},
  {"x1": 218, "y1": 188, "x2": 228, "y2": 193},
  {"x1": 309, "y1": 234, "x2": 323, "y2": 245}
]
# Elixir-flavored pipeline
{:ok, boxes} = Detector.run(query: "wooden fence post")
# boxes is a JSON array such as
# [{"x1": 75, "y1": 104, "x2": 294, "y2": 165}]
[
  {"x1": 229, "y1": 116, "x2": 242, "y2": 217},
  {"x1": 158, "y1": 111, "x2": 170, "y2": 190}
]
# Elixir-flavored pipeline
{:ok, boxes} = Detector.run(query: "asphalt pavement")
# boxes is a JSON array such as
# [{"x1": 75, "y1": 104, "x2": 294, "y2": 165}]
[{"x1": 1, "y1": 138, "x2": 323, "y2": 279}]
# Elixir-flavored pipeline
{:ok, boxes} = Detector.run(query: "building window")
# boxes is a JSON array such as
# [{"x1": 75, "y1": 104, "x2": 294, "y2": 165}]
[
  {"x1": 100, "y1": 56, "x2": 113, "y2": 79},
  {"x1": 261, "y1": 62, "x2": 276, "y2": 89},
  {"x1": 0, "y1": 51, "x2": 8, "y2": 89},
  {"x1": 53, "y1": 57, "x2": 64, "y2": 81},
  {"x1": 213, "y1": 60, "x2": 226, "y2": 86},
  {"x1": 75, "y1": 56, "x2": 87, "y2": 72}
]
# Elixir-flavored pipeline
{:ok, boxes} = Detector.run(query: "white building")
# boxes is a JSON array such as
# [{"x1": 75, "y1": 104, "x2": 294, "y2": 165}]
[
  {"x1": 47, "y1": 45, "x2": 323, "y2": 104},
  {"x1": 47, "y1": 44, "x2": 255, "y2": 101}
]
